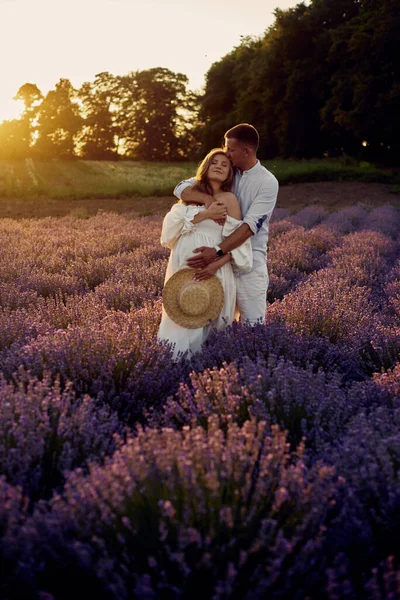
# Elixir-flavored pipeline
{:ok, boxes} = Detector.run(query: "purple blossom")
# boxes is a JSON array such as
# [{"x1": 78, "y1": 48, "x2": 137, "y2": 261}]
[
  {"x1": 0, "y1": 371, "x2": 122, "y2": 500},
  {"x1": 0, "y1": 205, "x2": 399, "y2": 598},
  {"x1": 28, "y1": 418, "x2": 341, "y2": 599}
]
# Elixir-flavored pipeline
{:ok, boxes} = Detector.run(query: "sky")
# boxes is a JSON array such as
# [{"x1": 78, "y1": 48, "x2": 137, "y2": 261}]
[{"x1": 1, "y1": 0, "x2": 299, "y2": 122}]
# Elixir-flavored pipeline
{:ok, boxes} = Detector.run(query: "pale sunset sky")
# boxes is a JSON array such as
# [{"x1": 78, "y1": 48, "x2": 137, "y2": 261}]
[{"x1": 1, "y1": 0, "x2": 299, "y2": 122}]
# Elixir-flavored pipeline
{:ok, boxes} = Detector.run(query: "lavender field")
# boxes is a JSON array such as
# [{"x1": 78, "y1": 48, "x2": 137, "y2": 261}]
[{"x1": 1, "y1": 202, "x2": 400, "y2": 599}]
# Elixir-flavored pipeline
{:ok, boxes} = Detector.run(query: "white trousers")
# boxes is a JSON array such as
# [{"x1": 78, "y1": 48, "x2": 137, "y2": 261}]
[{"x1": 235, "y1": 264, "x2": 269, "y2": 325}]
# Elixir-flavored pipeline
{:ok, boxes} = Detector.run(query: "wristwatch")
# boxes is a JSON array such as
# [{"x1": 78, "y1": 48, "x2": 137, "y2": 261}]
[{"x1": 214, "y1": 245, "x2": 224, "y2": 257}]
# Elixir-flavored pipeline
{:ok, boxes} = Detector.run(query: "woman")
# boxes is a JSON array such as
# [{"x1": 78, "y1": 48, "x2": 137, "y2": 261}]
[{"x1": 158, "y1": 148, "x2": 253, "y2": 358}]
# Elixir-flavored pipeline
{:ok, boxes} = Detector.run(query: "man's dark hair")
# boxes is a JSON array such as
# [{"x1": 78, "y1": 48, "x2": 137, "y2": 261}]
[{"x1": 225, "y1": 123, "x2": 259, "y2": 151}]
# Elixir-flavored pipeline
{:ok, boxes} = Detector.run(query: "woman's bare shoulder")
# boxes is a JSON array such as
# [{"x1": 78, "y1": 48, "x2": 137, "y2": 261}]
[
  {"x1": 216, "y1": 191, "x2": 238, "y2": 203},
  {"x1": 216, "y1": 192, "x2": 241, "y2": 219}
]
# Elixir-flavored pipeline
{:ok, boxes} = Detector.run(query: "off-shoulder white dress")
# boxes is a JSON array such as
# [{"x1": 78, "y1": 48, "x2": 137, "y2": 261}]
[{"x1": 158, "y1": 203, "x2": 253, "y2": 358}]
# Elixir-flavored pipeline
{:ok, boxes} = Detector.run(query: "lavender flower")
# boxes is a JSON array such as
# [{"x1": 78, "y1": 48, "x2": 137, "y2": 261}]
[
  {"x1": 29, "y1": 418, "x2": 341, "y2": 599},
  {"x1": 0, "y1": 371, "x2": 122, "y2": 500}
]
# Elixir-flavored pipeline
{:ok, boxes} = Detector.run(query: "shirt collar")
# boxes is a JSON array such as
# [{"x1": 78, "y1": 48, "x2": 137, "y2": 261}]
[{"x1": 235, "y1": 160, "x2": 261, "y2": 176}]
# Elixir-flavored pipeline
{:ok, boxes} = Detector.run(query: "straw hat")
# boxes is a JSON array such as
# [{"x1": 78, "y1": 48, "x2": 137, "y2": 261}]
[{"x1": 163, "y1": 268, "x2": 224, "y2": 329}]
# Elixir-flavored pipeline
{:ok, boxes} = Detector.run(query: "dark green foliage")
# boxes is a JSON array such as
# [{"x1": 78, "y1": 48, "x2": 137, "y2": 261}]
[
  {"x1": 119, "y1": 67, "x2": 201, "y2": 161},
  {"x1": 34, "y1": 79, "x2": 82, "y2": 159},
  {"x1": 200, "y1": 0, "x2": 400, "y2": 164},
  {"x1": 1, "y1": 69, "x2": 199, "y2": 161},
  {"x1": 78, "y1": 72, "x2": 121, "y2": 160},
  {"x1": 1, "y1": 0, "x2": 398, "y2": 163}
]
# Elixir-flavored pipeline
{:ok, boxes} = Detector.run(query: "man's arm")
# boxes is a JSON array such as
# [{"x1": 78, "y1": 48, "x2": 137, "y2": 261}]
[
  {"x1": 173, "y1": 177, "x2": 195, "y2": 200},
  {"x1": 187, "y1": 176, "x2": 278, "y2": 269},
  {"x1": 219, "y1": 223, "x2": 253, "y2": 254},
  {"x1": 182, "y1": 187, "x2": 214, "y2": 207},
  {"x1": 241, "y1": 177, "x2": 278, "y2": 236},
  {"x1": 187, "y1": 224, "x2": 252, "y2": 269},
  {"x1": 173, "y1": 177, "x2": 213, "y2": 207}
]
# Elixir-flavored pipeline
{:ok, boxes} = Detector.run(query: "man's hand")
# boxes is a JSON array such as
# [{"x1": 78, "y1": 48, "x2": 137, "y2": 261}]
[{"x1": 187, "y1": 246, "x2": 217, "y2": 268}]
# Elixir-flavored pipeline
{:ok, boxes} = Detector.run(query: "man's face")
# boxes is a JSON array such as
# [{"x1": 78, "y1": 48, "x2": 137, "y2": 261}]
[{"x1": 224, "y1": 137, "x2": 247, "y2": 170}]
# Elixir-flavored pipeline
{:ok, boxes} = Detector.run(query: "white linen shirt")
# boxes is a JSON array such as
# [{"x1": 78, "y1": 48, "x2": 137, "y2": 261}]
[{"x1": 173, "y1": 160, "x2": 278, "y2": 269}]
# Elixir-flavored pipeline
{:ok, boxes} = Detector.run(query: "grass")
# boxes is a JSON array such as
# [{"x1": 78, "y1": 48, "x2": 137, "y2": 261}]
[
  {"x1": 0, "y1": 157, "x2": 398, "y2": 219},
  {"x1": 0, "y1": 160, "x2": 195, "y2": 199},
  {"x1": 0, "y1": 158, "x2": 397, "y2": 199},
  {"x1": 266, "y1": 157, "x2": 396, "y2": 185}
]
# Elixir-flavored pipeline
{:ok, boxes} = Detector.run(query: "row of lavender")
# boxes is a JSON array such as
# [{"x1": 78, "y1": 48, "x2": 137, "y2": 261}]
[{"x1": 0, "y1": 203, "x2": 399, "y2": 599}]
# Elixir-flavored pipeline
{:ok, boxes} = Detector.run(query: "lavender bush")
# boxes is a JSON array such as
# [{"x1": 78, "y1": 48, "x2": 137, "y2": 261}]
[
  {"x1": 26, "y1": 418, "x2": 341, "y2": 600},
  {"x1": 0, "y1": 371, "x2": 122, "y2": 500},
  {"x1": 267, "y1": 225, "x2": 337, "y2": 300},
  {"x1": 191, "y1": 320, "x2": 363, "y2": 382},
  {"x1": 1, "y1": 306, "x2": 183, "y2": 424},
  {"x1": 0, "y1": 477, "x2": 30, "y2": 599},
  {"x1": 163, "y1": 357, "x2": 393, "y2": 457},
  {"x1": 0, "y1": 204, "x2": 399, "y2": 598}
]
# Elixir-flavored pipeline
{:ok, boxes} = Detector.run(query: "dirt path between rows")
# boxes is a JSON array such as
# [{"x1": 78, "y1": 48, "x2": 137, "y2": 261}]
[
  {"x1": 136, "y1": 181, "x2": 400, "y2": 218},
  {"x1": 275, "y1": 181, "x2": 400, "y2": 211}
]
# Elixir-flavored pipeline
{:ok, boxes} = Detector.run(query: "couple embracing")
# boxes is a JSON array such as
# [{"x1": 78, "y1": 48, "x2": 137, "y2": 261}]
[{"x1": 158, "y1": 123, "x2": 279, "y2": 359}]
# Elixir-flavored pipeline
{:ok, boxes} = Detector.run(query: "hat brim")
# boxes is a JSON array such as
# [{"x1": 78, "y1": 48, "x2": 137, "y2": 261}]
[{"x1": 162, "y1": 268, "x2": 224, "y2": 329}]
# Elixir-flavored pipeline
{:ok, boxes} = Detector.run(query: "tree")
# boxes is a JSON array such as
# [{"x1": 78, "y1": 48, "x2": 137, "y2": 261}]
[
  {"x1": 119, "y1": 67, "x2": 197, "y2": 161},
  {"x1": 34, "y1": 79, "x2": 82, "y2": 159},
  {"x1": 252, "y1": 3, "x2": 332, "y2": 158},
  {"x1": 0, "y1": 119, "x2": 29, "y2": 159},
  {"x1": 199, "y1": 0, "x2": 400, "y2": 162},
  {"x1": 321, "y1": 0, "x2": 400, "y2": 162},
  {"x1": 12, "y1": 83, "x2": 43, "y2": 156},
  {"x1": 77, "y1": 72, "x2": 121, "y2": 160},
  {"x1": 200, "y1": 6, "x2": 335, "y2": 158},
  {"x1": 200, "y1": 53, "x2": 238, "y2": 151},
  {"x1": 199, "y1": 37, "x2": 262, "y2": 154}
]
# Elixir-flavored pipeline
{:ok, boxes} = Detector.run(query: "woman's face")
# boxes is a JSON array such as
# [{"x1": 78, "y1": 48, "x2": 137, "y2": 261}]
[{"x1": 207, "y1": 153, "x2": 231, "y2": 183}]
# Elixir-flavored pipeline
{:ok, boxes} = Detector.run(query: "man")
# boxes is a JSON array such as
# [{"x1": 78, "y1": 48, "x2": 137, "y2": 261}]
[{"x1": 173, "y1": 123, "x2": 278, "y2": 325}]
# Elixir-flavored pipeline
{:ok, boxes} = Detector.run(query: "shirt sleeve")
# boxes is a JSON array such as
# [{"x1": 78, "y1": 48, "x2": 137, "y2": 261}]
[
  {"x1": 222, "y1": 217, "x2": 253, "y2": 274},
  {"x1": 160, "y1": 203, "x2": 200, "y2": 249},
  {"x1": 173, "y1": 177, "x2": 196, "y2": 200},
  {"x1": 242, "y1": 176, "x2": 279, "y2": 235}
]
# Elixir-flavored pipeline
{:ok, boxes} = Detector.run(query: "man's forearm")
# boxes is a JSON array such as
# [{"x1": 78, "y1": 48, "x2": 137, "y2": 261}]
[
  {"x1": 219, "y1": 223, "x2": 253, "y2": 255},
  {"x1": 182, "y1": 186, "x2": 213, "y2": 206}
]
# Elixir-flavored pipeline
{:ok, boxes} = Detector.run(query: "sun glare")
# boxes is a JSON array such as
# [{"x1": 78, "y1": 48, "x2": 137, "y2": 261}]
[{"x1": 0, "y1": 97, "x2": 25, "y2": 125}]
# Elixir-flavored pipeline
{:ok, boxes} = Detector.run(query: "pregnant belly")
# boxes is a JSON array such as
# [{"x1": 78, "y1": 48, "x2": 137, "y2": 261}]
[{"x1": 172, "y1": 233, "x2": 221, "y2": 268}]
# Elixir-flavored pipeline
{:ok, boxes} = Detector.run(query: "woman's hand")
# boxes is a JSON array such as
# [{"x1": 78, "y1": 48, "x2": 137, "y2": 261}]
[
  {"x1": 206, "y1": 201, "x2": 227, "y2": 221},
  {"x1": 194, "y1": 260, "x2": 220, "y2": 281}
]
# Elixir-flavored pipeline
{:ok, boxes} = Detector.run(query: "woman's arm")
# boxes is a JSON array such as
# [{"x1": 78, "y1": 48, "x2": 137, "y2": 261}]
[
  {"x1": 191, "y1": 202, "x2": 227, "y2": 224},
  {"x1": 161, "y1": 202, "x2": 227, "y2": 248},
  {"x1": 160, "y1": 204, "x2": 200, "y2": 248}
]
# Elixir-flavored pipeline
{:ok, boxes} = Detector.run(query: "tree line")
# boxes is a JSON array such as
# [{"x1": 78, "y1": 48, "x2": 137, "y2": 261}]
[
  {"x1": 201, "y1": 0, "x2": 399, "y2": 164},
  {"x1": 1, "y1": 0, "x2": 398, "y2": 163},
  {"x1": 0, "y1": 69, "x2": 201, "y2": 161}
]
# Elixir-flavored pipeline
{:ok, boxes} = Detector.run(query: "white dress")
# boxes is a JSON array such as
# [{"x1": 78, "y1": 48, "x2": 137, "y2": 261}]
[{"x1": 158, "y1": 203, "x2": 253, "y2": 358}]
